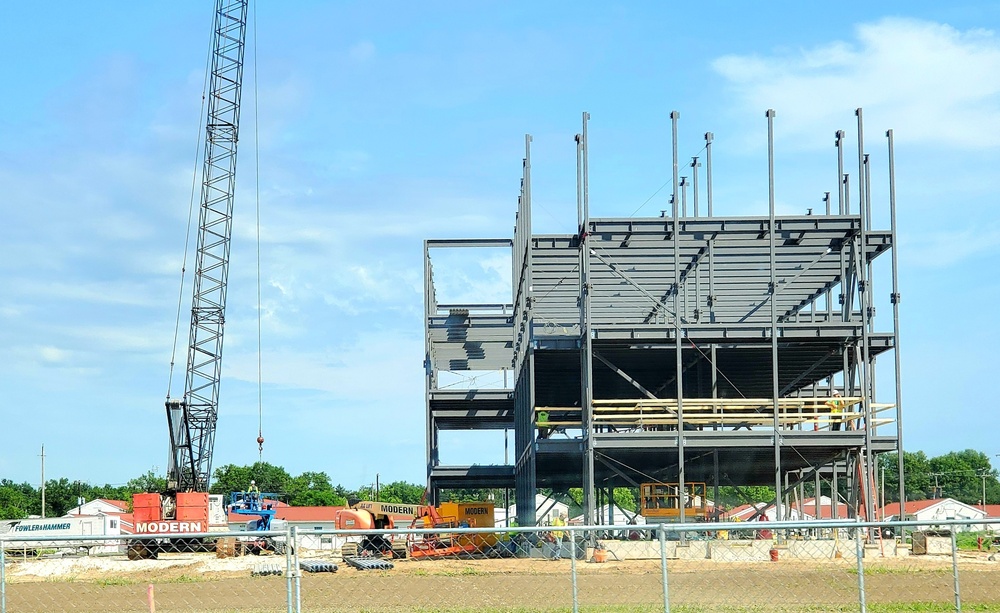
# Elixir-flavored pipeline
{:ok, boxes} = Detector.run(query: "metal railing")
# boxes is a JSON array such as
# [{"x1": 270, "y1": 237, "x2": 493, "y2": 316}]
[{"x1": 2, "y1": 517, "x2": 998, "y2": 612}]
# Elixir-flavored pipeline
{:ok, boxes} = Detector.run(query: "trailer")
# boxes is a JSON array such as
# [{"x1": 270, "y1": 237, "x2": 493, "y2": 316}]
[{"x1": 0, "y1": 515, "x2": 124, "y2": 556}]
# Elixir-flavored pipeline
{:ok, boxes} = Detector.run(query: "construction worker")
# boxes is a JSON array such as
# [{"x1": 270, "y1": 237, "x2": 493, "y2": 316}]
[
  {"x1": 247, "y1": 480, "x2": 260, "y2": 509},
  {"x1": 548, "y1": 513, "x2": 567, "y2": 559},
  {"x1": 537, "y1": 411, "x2": 551, "y2": 439},
  {"x1": 552, "y1": 513, "x2": 567, "y2": 541},
  {"x1": 827, "y1": 390, "x2": 846, "y2": 431}
]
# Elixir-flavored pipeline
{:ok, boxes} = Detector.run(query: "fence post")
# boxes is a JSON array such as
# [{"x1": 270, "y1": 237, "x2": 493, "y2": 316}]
[
  {"x1": 1, "y1": 537, "x2": 6, "y2": 613},
  {"x1": 285, "y1": 526, "x2": 294, "y2": 613},
  {"x1": 951, "y1": 529, "x2": 961, "y2": 613},
  {"x1": 292, "y1": 526, "x2": 301, "y2": 613},
  {"x1": 570, "y1": 527, "x2": 579, "y2": 613},
  {"x1": 855, "y1": 526, "x2": 867, "y2": 613},
  {"x1": 659, "y1": 526, "x2": 670, "y2": 613}
]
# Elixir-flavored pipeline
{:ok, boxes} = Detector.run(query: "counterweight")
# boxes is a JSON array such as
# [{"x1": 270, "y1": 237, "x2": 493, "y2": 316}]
[{"x1": 167, "y1": 0, "x2": 249, "y2": 493}]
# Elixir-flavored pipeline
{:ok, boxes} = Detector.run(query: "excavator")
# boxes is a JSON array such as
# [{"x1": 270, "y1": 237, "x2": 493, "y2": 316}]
[{"x1": 128, "y1": 0, "x2": 249, "y2": 560}]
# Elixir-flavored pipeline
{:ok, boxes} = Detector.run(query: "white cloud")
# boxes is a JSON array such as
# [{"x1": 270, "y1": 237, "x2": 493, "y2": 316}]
[
  {"x1": 903, "y1": 224, "x2": 1000, "y2": 269},
  {"x1": 349, "y1": 40, "x2": 376, "y2": 63},
  {"x1": 330, "y1": 150, "x2": 371, "y2": 175},
  {"x1": 713, "y1": 18, "x2": 1000, "y2": 149},
  {"x1": 11, "y1": 279, "x2": 162, "y2": 308},
  {"x1": 39, "y1": 346, "x2": 70, "y2": 364},
  {"x1": 223, "y1": 332, "x2": 424, "y2": 402}
]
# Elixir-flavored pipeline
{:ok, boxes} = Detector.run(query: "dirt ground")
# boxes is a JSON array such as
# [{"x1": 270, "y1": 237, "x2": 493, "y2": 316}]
[{"x1": 4, "y1": 551, "x2": 1000, "y2": 612}]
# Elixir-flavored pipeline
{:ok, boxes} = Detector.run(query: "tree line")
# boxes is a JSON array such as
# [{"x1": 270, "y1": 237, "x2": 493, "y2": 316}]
[
  {"x1": 0, "y1": 462, "x2": 461, "y2": 520},
  {"x1": 1, "y1": 450, "x2": 996, "y2": 521}
]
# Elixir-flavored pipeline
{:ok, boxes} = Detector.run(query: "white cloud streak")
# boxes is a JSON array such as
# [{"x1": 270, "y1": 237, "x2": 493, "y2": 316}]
[{"x1": 713, "y1": 18, "x2": 1000, "y2": 149}]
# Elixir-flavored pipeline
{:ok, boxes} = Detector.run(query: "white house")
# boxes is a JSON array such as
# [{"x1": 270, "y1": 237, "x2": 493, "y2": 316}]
[
  {"x1": 569, "y1": 503, "x2": 645, "y2": 526},
  {"x1": 728, "y1": 502, "x2": 811, "y2": 522},
  {"x1": 505, "y1": 494, "x2": 571, "y2": 525},
  {"x1": 879, "y1": 498, "x2": 987, "y2": 531}
]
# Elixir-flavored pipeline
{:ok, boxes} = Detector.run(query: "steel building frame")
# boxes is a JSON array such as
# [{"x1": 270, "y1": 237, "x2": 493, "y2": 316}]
[{"x1": 424, "y1": 111, "x2": 903, "y2": 528}]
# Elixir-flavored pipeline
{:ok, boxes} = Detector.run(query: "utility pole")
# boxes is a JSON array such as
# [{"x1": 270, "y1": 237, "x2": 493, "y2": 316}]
[
  {"x1": 980, "y1": 471, "x2": 987, "y2": 512},
  {"x1": 40, "y1": 443, "x2": 46, "y2": 519}
]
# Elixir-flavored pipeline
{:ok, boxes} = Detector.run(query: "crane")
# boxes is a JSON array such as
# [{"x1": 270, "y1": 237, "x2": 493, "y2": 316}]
[
  {"x1": 167, "y1": 0, "x2": 249, "y2": 493},
  {"x1": 128, "y1": 0, "x2": 249, "y2": 559}
]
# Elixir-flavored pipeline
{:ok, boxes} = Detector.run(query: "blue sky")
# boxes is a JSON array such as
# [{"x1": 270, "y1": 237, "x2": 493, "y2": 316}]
[{"x1": 2, "y1": 2, "x2": 999, "y2": 490}]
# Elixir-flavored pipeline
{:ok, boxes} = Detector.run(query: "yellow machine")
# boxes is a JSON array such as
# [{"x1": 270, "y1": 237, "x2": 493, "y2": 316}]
[
  {"x1": 434, "y1": 501, "x2": 498, "y2": 551},
  {"x1": 639, "y1": 482, "x2": 709, "y2": 520}
]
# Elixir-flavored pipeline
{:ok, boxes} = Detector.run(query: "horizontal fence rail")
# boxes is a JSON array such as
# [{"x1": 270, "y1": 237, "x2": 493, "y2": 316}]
[{"x1": 2, "y1": 518, "x2": 999, "y2": 612}]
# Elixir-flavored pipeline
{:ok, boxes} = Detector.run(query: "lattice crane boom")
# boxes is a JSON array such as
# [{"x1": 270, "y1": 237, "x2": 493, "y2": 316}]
[{"x1": 167, "y1": 0, "x2": 249, "y2": 492}]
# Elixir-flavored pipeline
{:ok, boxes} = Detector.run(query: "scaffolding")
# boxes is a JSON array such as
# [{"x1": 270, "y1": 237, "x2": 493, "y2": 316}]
[{"x1": 424, "y1": 110, "x2": 904, "y2": 529}]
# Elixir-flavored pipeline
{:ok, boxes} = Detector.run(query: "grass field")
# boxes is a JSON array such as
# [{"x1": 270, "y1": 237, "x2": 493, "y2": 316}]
[{"x1": 4, "y1": 553, "x2": 1000, "y2": 612}]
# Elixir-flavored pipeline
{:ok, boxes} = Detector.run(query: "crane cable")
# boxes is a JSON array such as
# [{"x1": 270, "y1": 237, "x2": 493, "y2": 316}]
[
  {"x1": 167, "y1": 15, "x2": 217, "y2": 400},
  {"x1": 252, "y1": 0, "x2": 265, "y2": 461}
]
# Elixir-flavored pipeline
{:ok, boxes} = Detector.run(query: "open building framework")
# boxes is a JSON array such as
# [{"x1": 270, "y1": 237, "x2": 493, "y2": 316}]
[{"x1": 424, "y1": 109, "x2": 905, "y2": 527}]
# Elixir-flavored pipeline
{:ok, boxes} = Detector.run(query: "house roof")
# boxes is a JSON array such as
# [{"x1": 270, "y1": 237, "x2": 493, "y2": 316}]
[
  {"x1": 227, "y1": 505, "x2": 344, "y2": 523},
  {"x1": 879, "y1": 499, "x2": 941, "y2": 518},
  {"x1": 726, "y1": 502, "x2": 817, "y2": 520},
  {"x1": 799, "y1": 501, "x2": 852, "y2": 519},
  {"x1": 983, "y1": 504, "x2": 1000, "y2": 519},
  {"x1": 727, "y1": 503, "x2": 771, "y2": 519},
  {"x1": 879, "y1": 498, "x2": 988, "y2": 519},
  {"x1": 97, "y1": 499, "x2": 129, "y2": 511}
]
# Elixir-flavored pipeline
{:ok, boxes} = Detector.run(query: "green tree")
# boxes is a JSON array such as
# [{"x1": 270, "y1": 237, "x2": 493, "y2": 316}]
[
  {"x1": 715, "y1": 485, "x2": 775, "y2": 509},
  {"x1": 438, "y1": 488, "x2": 512, "y2": 504},
  {"x1": 374, "y1": 481, "x2": 425, "y2": 505},
  {"x1": 879, "y1": 451, "x2": 932, "y2": 503},
  {"x1": 612, "y1": 487, "x2": 637, "y2": 512},
  {"x1": 927, "y1": 450, "x2": 999, "y2": 505},
  {"x1": 287, "y1": 472, "x2": 345, "y2": 507},
  {"x1": 125, "y1": 471, "x2": 167, "y2": 495},
  {"x1": 210, "y1": 464, "x2": 252, "y2": 498},
  {"x1": 41, "y1": 478, "x2": 79, "y2": 517},
  {"x1": 211, "y1": 463, "x2": 291, "y2": 501},
  {"x1": 0, "y1": 480, "x2": 34, "y2": 520}
]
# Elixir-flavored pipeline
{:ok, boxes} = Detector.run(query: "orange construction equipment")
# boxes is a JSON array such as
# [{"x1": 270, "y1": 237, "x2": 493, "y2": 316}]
[
  {"x1": 406, "y1": 502, "x2": 496, "y2": 559},
  {"x1": 335, "y1": 501, "x2": 423, "y2": 558}
]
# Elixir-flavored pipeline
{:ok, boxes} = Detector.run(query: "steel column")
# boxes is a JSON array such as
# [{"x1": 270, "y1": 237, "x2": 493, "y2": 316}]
[
  {"x1": 579, "y1": 112, "x2": 596, "y2": 525},
  {"x1": 835, "y1": 130, "x2": 846, "y2": 214},
  {"x1": 887, "y1": 128, "x2": 906, "y2": 510},
  {"x1": 705, "y1": 132, "x2": 714, "y2": 217},
  {"x1": 671, "y1": 110, "x2": 686, "y2": 530},
  {"x1": 692, "y1": 157, "x2": 701, "y2": 217},
  {"x1": 856, "y1": 108, "x2": 875, "y2": 523},
  {"x1": 767, "y1": 109, "x2": 782, "y2": 521}
]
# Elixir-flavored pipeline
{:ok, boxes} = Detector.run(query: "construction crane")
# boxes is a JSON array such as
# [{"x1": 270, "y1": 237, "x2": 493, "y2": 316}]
[
  {"x1": 167, "y1": 0, "x2": 249, "y2": 493},
  {"x1": 129, "y1": 1, "x2": 249, "y2": 559}
]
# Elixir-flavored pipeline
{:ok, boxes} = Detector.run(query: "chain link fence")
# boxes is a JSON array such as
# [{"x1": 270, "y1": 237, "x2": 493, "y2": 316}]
[{"x1": 2, "y1": 519, "x2": 999, "y2": 612}]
